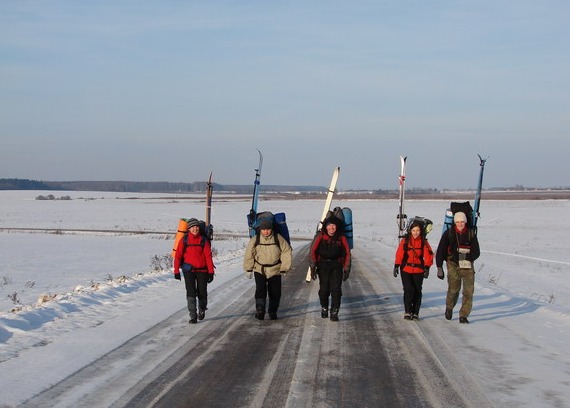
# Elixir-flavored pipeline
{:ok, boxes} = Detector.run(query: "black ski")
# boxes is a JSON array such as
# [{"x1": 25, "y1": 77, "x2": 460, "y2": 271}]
[
  {"x1": 247, "y1": 149, "x2": 263, "y2": 237},
  {"x1": 205, "y1": 171, "x2": 214, "y2": 240},
  {"x1": 473, "y1": 154, "x2": 488, "y2": 229}
]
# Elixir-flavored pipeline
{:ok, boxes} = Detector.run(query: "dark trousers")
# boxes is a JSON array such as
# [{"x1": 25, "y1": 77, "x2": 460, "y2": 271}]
[
  {"x1": 183, "y1": 271, "x2": 209, "y2": 311},
  {"x1": 318, "y1": 260, "x2": 343, "y2": 310},
  {"x1": 400, "y1": 271, "x2": 424, "y2": 315},
  {"x1": 254, "y1": 273, "x2": 282, "y2": 314}
]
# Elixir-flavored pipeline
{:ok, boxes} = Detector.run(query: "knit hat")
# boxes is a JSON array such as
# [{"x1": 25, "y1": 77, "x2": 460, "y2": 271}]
[
  {"x1": 258, "y1": 218, "x2": 273, "y2": 230},
  {"x1": 186, "y1": 218, "x2": 200, "y2": 228},
  {"x1": 453, "y1": 212, "x2": 467, "y2": 223},
  {"x1": 322, "y1": 216, "x2": 341, "y2": 230}
]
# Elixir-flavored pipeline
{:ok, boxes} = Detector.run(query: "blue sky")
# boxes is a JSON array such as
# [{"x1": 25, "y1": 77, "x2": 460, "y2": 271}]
[{"x1": 1, "y1": 1, "x2": 569, "y2": 190}]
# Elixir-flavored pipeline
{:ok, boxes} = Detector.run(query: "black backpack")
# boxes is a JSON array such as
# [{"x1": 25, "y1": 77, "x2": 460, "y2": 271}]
[
  {"x1": 405, "y1": 216, "x2": 433, "y2": 238},
  {"x1": 443, "y1": 201, "x2": 476, "y2": 236}
]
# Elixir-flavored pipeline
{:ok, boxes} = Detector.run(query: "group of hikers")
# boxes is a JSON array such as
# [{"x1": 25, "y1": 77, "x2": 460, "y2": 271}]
[
  {"x1": 172, "y1": 209, "x2": 480, "y2": 325},
  {"x1": 394, "y1": 210, "x2": 480, "y2": 324}
]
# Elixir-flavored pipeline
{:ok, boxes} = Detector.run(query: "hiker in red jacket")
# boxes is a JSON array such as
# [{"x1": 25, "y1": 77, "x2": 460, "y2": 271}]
[
  {"x1": 174, "y1": 218, "x2": 215, "y2": 324},
  {"x1": 394, "y1": 220, "x2": 434, "y2": 321}
]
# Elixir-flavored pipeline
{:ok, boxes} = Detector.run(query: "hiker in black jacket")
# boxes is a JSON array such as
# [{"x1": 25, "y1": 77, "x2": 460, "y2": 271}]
[{"x1": 436, "y1": 212, "x2": 480, "y2": 324}]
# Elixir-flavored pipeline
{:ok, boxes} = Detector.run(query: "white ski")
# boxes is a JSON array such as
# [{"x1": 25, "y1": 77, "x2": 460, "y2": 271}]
[
  {"x1": 306, "y1": 166, "x2": 341, "y2": 282},
  {"x1": 397, "y1": 156, "x2": 407, "y2": 238}
]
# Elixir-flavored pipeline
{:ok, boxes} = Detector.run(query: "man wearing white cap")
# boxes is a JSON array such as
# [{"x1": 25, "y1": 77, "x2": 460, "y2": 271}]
[{"x1": 435, "y1": 211, "x2": 481, "y2": 324}]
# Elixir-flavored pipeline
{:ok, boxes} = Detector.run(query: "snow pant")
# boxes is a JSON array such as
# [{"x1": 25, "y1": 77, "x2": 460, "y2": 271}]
[
  {"x1": 317, "y1": 259, "x2": 343, "y2": 310},
  {"x1": 183, "y1": 270, "x2": 209, "y2": 319},
  {"x1": 445, "y1": 261, "x2": 475, "y2": 318},
  {"x1": 254, "y1": 272, "x2": 282, "y2": 314},
  {"x1": 400, "y1": 271, "x2": 424, "y2": 315}
]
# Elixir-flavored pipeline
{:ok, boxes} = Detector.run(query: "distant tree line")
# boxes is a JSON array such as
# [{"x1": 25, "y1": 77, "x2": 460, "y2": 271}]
[
  {"x1": 3, "y1": 178, "x2": 567, "y2": 194},
  {"x1": 0, "y1": 178, "x2": 57, "y2": 190},
  {"x1": 0, "y1": 178, "x2": 327, "y2": 194}
]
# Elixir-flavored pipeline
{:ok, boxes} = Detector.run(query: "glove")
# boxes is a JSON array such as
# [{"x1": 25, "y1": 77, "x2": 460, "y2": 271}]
[
  {"x1": 393, "y1": 264, "x2": 400, "y2": 278},
  {"x1": 174, "y1": 273, "x2": 181, "y2": 281},
  {"x1": 423, "y1": 267, "x2": 430, "y2": 279},
  {"x1": 246, "y1": 271, "x2": 253, "y2": 279},
  {"x1": 207, "y1": 273, "x2": 214, "y2": 283},
  {"x1": 437, "y1": 267, "x2": 445, "y2": 280},
  {"x1": 310, "y1": 266, "x2": 318, "y2": 280},
  {"x1": 342, "y1": 269, "x2": 350, "y2": 281}
]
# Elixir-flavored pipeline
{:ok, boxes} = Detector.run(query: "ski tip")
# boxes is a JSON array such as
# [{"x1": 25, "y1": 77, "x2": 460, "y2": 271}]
[
  {"x1": 477, "y1": 154, "x2": 489, "y2": 164},
  {"x1": 255, "y1": 149, "x2": 263, "y2": 171}
]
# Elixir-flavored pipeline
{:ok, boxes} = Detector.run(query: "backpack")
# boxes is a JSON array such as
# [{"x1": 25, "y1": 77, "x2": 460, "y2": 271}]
[
  {"x1": 442, "y1": 201, "x2": 476, "y2": 235},
  {"x1": 405, "y1": 216, "x2": 433, "y2": 238},
  {"x1": 252, "y1": 211, "x2": 291, "y2": 248},
  {"x1": 401, "y1": 216, "x2": 432, "y2": 268}
]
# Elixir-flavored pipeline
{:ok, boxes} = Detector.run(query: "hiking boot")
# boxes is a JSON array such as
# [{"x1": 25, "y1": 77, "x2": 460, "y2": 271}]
[
  {"x1": 459, "y1": 317, "x2": 469, "y2": 324},
  {"x1": 269, "y1": 313, "x2": 277, "y2": 320},
  {"x1": 255, "y1": 311, "x2": 265, "y2": 320},
  {"x1": 189, "y1": 318, "x2": 197, "y2": 324},
  {"x1": 321, "y1": 308, "x2": 328, "y2": 318},
  {"x1": 330, "y1": 308, "x2": 339, "y2": 322},
  {"x1": 198, "y1": 309, "x2": 205, "y2": 320},
  {"x1": 412, "y1": 314, "x2": 419, "y2": 320},
  {"x1": 445, "y1": 308, "x2": 453, "y2": 320},
  {"x1": 404, "y1": 313, "x2": 412, "y2": 320}
]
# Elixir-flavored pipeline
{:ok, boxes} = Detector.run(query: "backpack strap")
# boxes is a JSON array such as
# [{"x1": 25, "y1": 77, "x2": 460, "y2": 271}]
[
  {"x1": 402, "y1": 235, "x2": 425, "y2": 268},
  {"x1": 253, "y1": 229, "x2": 281, "y2": 250}
]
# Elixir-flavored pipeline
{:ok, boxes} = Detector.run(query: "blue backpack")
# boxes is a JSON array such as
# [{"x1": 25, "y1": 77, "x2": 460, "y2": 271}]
[{"x1": 252, "y1": 211, "x2": 291, "y2": 247}]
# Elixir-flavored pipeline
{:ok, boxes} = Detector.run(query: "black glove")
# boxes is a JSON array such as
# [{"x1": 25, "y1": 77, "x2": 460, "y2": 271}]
[
  {"x1": 174, "y1": 273, "x2": 181, "y2": 281},
  {"x1": 342, "y1": 269, "x2": 350, "y2": 281},
  {"x1": 310, "y1": 266, "x2": 318, "y2": 280},
  {"x1": 437, "y1": 267, "x2": 445, "y2": 280},
  {"x1": 423, "y1": 267, "x2": 430, "y2": 279},
  {"x1": 393, "y1": 264, "x2": 400, "y2": 278},
  {"x1": 207, "y1": 273, "x2": 214, "y2": 283}
]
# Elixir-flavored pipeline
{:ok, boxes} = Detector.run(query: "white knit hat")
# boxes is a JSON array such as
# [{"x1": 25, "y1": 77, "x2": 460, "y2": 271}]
[{"x1": 454, "y1": 212, "x2": 467, "y2": 223}]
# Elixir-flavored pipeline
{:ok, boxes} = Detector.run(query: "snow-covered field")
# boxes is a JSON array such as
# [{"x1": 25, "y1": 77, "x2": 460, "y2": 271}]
[{"x1": 1, "y1": 190, "x2": 570, "y2": 407}]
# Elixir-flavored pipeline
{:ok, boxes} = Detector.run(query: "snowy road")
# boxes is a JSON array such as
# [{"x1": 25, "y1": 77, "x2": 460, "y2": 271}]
[{"x1": 20, "y1": 244, "x2": 490, "y2": 408}]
